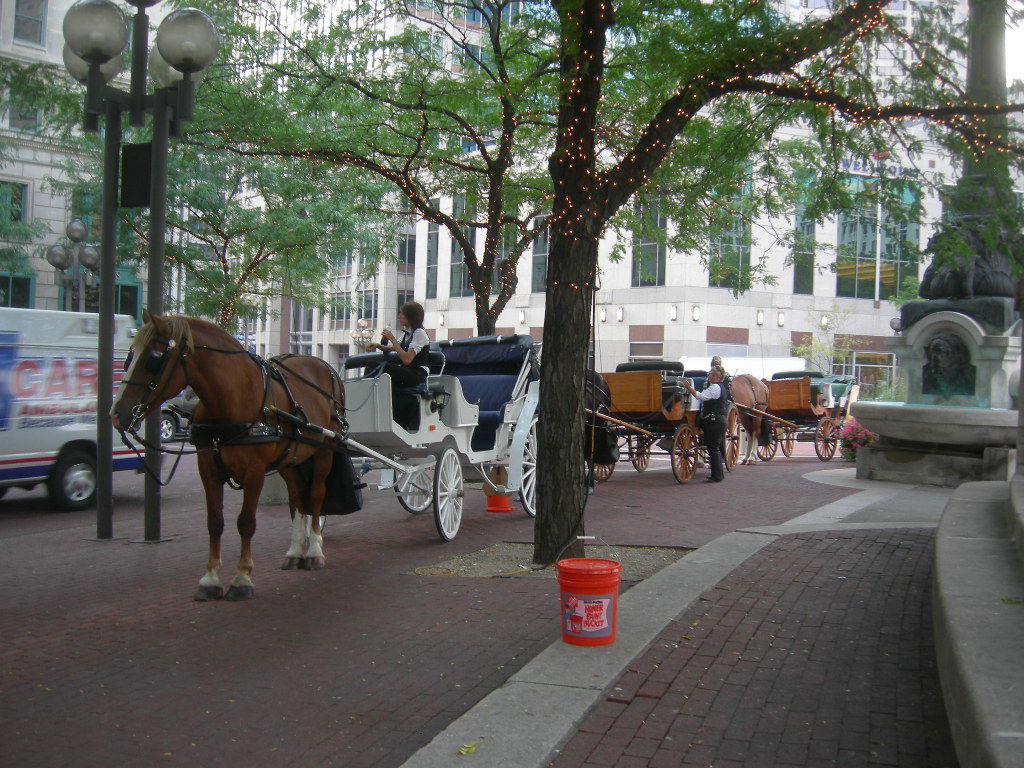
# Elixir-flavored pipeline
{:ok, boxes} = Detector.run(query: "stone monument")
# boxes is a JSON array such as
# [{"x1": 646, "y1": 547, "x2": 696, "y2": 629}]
[{"x1": 853, "y1": 295, "x2": 1020, "y2": 487}]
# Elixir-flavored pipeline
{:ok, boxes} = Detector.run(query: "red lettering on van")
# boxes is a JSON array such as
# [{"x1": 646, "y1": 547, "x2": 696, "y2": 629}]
[
  {"x1": 75, "y1": 359, "x2": 98, "y2": 396},
  {"x1": 44, "y1": 359, "x2": 71, "y2": 398},
  {"x1": 12, "y1": 360, "x2": 43, "y2": 398}
]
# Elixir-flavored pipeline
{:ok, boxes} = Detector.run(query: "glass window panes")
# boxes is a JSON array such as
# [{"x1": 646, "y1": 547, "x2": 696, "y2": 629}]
[
  {"x1": 398, "y1": 233, "x2": 415, "y2": 273},
  {"x1": 0, "y1": 274, "x2": 32, "y2": 308},
  {"x1": 632, "y1": 203, "x2": 666, "y2": 287},
  {"x1": 531, "y1": 226, "x2": 548, "y2": 293},
  {"x1": 14, "y1": 0, "x2": 46, "y2": 44},
  {"x1": 628, "y1": 341, "x2": 663, "y2": 362},
  {"x1": 426, "y1": 215, "x2": 438, "y2": 299},
  {"x1": 709, "y1": 216, "x2": 750, "y2": 291},
  {"x1": 8, "y1": 105, "x2": 39, "y2": 131},
  {"x1": 836, "y1": 175, "x2": 918, "y2": 301},
  {"x1": 793, "y1": 207, "x2": 815, "y2": 295},
  {"x1": 1, "y1": 182, "x2": 28, "y2": 225}
]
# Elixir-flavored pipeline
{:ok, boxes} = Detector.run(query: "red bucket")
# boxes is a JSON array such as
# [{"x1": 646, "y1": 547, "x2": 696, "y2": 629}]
[{"x1": 556, "y1": 558, "x2": 622, "y2": 646}]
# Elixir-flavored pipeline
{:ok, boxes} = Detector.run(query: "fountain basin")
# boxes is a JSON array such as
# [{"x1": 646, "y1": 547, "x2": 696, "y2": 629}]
[{"x1": 852, "y1": 401, "x2": 1018, "y2": 448}]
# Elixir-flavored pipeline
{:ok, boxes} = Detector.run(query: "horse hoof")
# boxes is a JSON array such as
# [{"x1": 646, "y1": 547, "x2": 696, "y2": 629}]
[
  {"x1": 281, "y1": 557, "x2": 301, "y2": 570},
  {"x1": 194, "y1": 585, "x2": 224, "y2": 601},
  {"x1": 224, "y1": 585, "x2": 255, "y2": 601},
  {"x1": 305, "y1": 557, "x2": 326, "y2": 571}
]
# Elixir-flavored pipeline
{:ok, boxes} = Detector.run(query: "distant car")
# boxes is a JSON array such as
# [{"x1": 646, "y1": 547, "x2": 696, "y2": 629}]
[{"x1": 161, "y1": 387, "x2": 199, "y2": 442}]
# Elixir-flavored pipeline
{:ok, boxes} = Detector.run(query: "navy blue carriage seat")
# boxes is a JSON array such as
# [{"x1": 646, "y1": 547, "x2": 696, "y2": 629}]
[{"x1": 434, "y1": 335, "x2": 536, "y2": 451}]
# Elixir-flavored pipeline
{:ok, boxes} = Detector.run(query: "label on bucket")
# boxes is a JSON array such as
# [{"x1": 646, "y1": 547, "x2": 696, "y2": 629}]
[{"x1": 562, "y1": 592, "x2": 614, "y2": 638}]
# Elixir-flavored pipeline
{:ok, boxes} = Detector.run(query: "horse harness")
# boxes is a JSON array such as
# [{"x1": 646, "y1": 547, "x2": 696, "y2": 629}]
[{"x1": 121, "y1": 334, "x2": 347, "y2": 484}]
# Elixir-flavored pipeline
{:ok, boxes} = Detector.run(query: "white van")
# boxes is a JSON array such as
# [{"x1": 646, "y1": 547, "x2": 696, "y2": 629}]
[{"x1": 0, "y1": 307, "x2": 143, "y2": 509}]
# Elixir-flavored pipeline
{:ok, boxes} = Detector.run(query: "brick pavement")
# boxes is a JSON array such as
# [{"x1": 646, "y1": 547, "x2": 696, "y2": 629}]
[
  {"x1": 1, "y1": 454, "x2": 863, "y2": 768},
  {"x1": 549, "y1": 530, "x2": 955, "y2": 768}
]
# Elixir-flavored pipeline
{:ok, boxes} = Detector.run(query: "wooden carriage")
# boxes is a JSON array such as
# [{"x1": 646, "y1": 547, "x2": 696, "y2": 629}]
[
  {"x1": 589, "y1": 361, "x2": 741, "y2": 484},
  {"x1": 747, "y1": 372, "x2": 859, "y2": 461}
]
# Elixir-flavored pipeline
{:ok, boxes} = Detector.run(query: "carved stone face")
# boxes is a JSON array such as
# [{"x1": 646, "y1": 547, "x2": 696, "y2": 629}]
[{"x1": 922, "y1": 332, "x2": 975, "y2": 397}]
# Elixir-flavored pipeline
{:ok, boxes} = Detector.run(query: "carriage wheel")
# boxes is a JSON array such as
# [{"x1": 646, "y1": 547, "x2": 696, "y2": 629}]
[
  {"x1": 671, "y1": 425, "x2": 699, "y2": 484},
  {"x1": 814, "y1": 418, "x2": 838, "y2": 461},
  {"x1": 395, "y1": 464, "x2": 434, "y2": 515},
  {"x1": 756, "y1": 437, "x2": 779, "y2": 462},
  {"x1": 630, "y1": 435, "x2": 652, "y2": 472},
  {"x1": 724, "y1": 405, "x2": 740, "y2": 471},
  {"x1": 780, "y1": 429, "x2": 796, "y2": 457},
  {"x1": 432, "y1": 447, "x2": 464, "y2": 541},
  {"x1": 519, "y1": 418, "x2": 538, "y2": 518}
]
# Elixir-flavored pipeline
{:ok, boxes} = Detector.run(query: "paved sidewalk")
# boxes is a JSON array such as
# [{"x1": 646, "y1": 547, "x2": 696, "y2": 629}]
[
  {"x1": 401, "y1": 473, "x2": 957, "y2": 768},
  {"x1": 0, "y1": 456, "x2": 953, "y2": 768},
  {"x1": 550, "y1": 530, "x2": 953, "y2": 768}
]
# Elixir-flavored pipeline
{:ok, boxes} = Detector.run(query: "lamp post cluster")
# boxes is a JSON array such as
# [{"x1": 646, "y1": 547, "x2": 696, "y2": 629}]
[
  {"x1": 61, "y1": 0, "x2": 219, "y2": 541},
  {"x1": 46, "y1": 219, "x2": 100, "y2": 313},
  {"x1": 351, "y1": 319, "x2": 375, "y2": 352}
]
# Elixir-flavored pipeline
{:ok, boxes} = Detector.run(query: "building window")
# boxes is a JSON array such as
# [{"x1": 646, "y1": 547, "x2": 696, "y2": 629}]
[
  {"x1": 706, "y1": 342, "x2": 748, "y2": 359},
  {"x1": 290, "y1": 302, "x2": 314, "y2": 356},
  {"x1": 398, "y1": 232, "x2": 415, "y2": 275},
  {"x1": 425, "y1": 200, "x2": 439, "y2": 299},
  {"x1": 836, "y1": 176, "x2": 918, "y2": 301},
  {"x1": 1, "y1": 181, "x2": 28, "y2": 225},
  {"x1": 357, "y1": 290, "x2": 377, "y2": 322},
  {"x1": 628, "y1": 341, "x2": 663, "y2": 362},
  {"x1": 14, "y1": 0, "x2": 46, "y2": 44},
  {"x1": 8, "y1": 104, "x2": 39, "y2": 132},
  {"x1": 632, "y1": 203, "x2": 666, "y2": 287},
  {"x1": 116, "y1": 284, "x2": 139, "y2": 319},
  {"x1": 793, "y1": 206, "x2": 815, "y2": 295},
  {"x1": 330, "y1": 294, "x2": 350, "y2": 330},
  {"x1": 833, "y1": 350, "x2": 894, "y2": 394},
  {"x1": 450, "y1": 238, "x2": 473, "y2": 297},
  {"x1": 397, "y1": 289, "x2": 414, "y2": 311},
  {"x1": 708, "y1": 216, "x2": 750, "y2": 291},
  {"x1": 0, "y1": 273, "x2": 32, "y2": 308},
  {"x1": 531, "y1": 226, "x2": 548, "y2": 293},
  {"x1": 450, "y1": 194, "x2": 475, "y2": 298}
]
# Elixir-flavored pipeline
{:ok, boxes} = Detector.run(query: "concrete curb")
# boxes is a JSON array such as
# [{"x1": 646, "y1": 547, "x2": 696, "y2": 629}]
[{"x1": 933, "y1": 481, "x2": 1024, "y2": 768}]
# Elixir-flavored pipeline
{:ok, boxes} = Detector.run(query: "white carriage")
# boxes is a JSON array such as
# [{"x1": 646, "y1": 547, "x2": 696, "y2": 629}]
[{"x1": 340, "y1": 335, "x2": 539, "y2": 540}]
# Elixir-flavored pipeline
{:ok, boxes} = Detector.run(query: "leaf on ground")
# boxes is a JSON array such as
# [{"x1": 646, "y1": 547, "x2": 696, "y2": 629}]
[
  {"x1": 1001, "y1": 597, "x2": 1023, "y2": 605},
  {"x1": 458, "y1": 742, "x2": 478, "y2": 755}
]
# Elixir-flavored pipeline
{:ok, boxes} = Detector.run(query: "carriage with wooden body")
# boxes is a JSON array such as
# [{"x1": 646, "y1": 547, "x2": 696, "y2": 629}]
[
  {"x1": 744, "y1": 371, "x2": 859, "y2": 461},
  {"x1": 587, "y1": 361, "x2": 742, "y2": 483},
  {"x1": 342, "y1": 334, "x2": 539, "y2": 540}
]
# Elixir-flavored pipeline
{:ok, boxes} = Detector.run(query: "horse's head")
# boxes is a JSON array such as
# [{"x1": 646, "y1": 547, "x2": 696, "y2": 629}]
[{"x1": 111, "y1": 309, "x2": 194, "y2": 433}]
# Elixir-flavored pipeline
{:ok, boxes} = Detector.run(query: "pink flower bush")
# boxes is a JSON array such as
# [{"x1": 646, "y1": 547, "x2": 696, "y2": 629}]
[{"x1": 838, "y1": 417, "x2": 878, "y2": 462}]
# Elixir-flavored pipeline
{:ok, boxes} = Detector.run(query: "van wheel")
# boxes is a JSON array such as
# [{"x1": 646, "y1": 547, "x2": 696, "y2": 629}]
[
  {"x1": 47, "y1": 451, "x2": 97, "y2": 511},
  {"x1": 160, "y1": 413, "x2": 178, "y2": 442}
]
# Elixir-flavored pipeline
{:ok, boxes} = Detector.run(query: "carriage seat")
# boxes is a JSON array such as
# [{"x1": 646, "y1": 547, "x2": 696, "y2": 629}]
[{"x1": 436, "y1": 335, "x2": 536, "y2": 451}]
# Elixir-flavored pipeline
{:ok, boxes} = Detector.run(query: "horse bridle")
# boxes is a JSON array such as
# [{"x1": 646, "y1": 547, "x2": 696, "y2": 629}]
[{"x1": 121, "y1": 334, "x2": 186, "y2": 433}]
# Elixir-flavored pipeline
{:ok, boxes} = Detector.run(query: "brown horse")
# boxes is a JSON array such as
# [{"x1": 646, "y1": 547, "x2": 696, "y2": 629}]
[
  {"x1": 110, "y1": 310, "x2": 346, "y2": 601},
  {"x1": 729, "y1": 373, "x2": 770, "y2": 465}
]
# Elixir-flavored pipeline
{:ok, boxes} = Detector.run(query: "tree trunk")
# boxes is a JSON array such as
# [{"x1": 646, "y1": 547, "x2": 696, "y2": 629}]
[{"x1": 532, "y1": 225, "x2": 599, "y2": 564}]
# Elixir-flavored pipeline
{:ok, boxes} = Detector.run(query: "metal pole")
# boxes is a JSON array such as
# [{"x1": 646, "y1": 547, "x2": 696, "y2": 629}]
[
  {"x1": 143, "y1": 89, "x2": 169, "y2": 542},
  {"x1": 96, "y1": 100, "x2": 121, "y2": 541}
]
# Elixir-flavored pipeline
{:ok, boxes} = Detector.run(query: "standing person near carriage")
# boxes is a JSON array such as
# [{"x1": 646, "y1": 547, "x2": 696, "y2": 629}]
[
  {"x1": 367, "y1": 301, "x2": 431, "y2": 386},
  {"x1": 684, "y1": 365, "x2": 730, "y2": 483}
]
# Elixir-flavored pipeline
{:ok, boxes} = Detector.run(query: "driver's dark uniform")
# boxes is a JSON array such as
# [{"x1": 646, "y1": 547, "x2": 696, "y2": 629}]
[{"x1": 695, "y1": 378, "x2": 730, "y2": 482}]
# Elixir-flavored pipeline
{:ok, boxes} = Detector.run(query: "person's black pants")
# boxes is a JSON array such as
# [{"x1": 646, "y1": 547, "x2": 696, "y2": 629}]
[
  {"x1": 701, "y1": 418, "x2": 726, "y2": 481},
  {"x1": 383, "y1": 362, "x2": 427, "y2": 388},
  {"x1": 383, "y1": 363, "x2": 427, "y2": 430}
]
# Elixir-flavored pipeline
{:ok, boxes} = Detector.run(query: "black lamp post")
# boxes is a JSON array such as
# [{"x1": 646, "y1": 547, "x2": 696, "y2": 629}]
[
  {"x1": 62, "y1": 0, "x2": 219, "y2": 542},
  {"x1": 45, "y1": 218, "x2": 101, "y2": 312}
]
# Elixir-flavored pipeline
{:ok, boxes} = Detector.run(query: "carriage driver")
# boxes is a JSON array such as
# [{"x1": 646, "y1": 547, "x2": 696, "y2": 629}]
[
  {"x1": 367, "y1": 301, "x2": 431, "y2": 388},
  {"x1": 683, "y1": 365, "x2": 730, "y2": 483}
]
